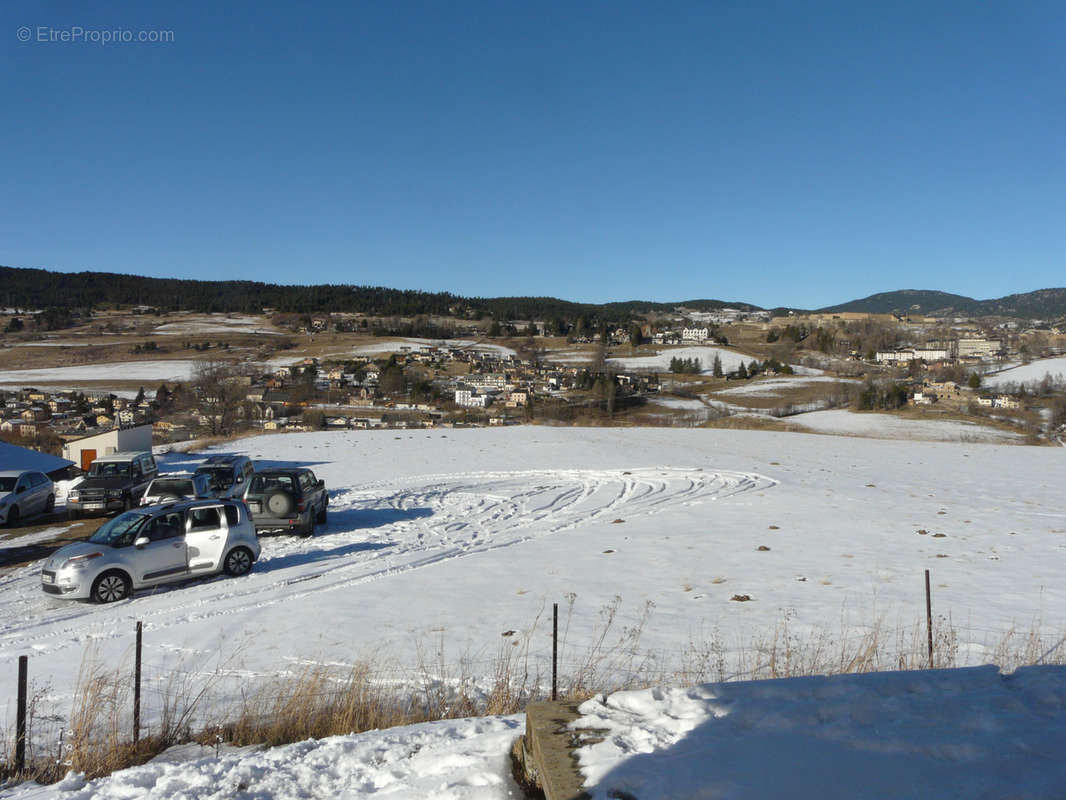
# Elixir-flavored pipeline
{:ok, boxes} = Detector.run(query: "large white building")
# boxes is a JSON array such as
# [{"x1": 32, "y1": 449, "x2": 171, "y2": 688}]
[
  {"x1": 454, "y1": 389, "x2": 491, "y2": 408},
  {"x1": 681, "y1": 327, "x2": 710, "y2": 342},
  {"x1": 958, "y1": 337, "x2": 1003, "y2": 358}
]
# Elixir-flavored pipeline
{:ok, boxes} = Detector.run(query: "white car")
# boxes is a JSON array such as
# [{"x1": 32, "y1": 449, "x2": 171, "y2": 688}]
[
  {"x1": 0, "y1": 470, "x2": 55, "y2": 526},
  {"x1": 41, "y1": 499, "x2": 261, "y2": 602}
]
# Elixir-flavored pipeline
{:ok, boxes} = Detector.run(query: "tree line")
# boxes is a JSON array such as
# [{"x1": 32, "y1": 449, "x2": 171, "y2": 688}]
[{"x1": 0, "y1": 265, "x2": 761, "y2": 324}]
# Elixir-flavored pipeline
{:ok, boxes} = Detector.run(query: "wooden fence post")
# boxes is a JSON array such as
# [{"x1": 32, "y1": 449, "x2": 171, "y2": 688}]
[
  {"x1": 925, "y1": 570, "x2": 934, "y2": 668},
  {"x1": 134, "y1": 621, "x2": 142, "y2": 744},
  {"x1": 552, "y1": 603, "x2": 558, "y2": 701},
  {"x1": 16, "y1": 655, "x2": 28, "y2": 773}
]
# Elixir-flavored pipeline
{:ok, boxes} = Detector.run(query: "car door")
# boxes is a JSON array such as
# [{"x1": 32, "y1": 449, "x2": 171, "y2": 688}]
[
  {"x1": 13, "y1": 475, "x2": 32, "y2": 516},
  {"x1": 29, "y1": 473, "x2": 48, "y2": 515},
  {"x1": 298, "y1": 471, "x2": 315, "y2": 513},
  {"x1": 308, "y1": 470, "x2": 325, "y2": 509},
  {"x1": 185, "y1": 505, "x2": 227, "y2": 571},
  {"x1": 133, "y1": 457, "x2": 153, "y2": 500},
  {"x1": 134, "y1": 512, "x2": 188, "y2": 585}
]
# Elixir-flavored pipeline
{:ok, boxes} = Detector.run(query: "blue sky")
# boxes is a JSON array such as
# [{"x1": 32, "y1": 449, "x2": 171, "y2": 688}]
[{"x1": 2, "y1": 1, "x2": 1063, "y2": 309}]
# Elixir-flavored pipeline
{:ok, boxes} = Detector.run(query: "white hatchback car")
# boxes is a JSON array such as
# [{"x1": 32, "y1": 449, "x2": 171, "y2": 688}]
[
  {"x1": 0, "y1": 470, "x2": 55, "y2": 526},
  {"x1": 41, "y1": 499, "x2": 261, "y2": 603}
]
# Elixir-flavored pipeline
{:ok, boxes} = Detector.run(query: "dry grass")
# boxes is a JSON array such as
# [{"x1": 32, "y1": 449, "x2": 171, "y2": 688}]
[{"x1": 5, "y1": 602, "x2": 1066, "y2": 784}]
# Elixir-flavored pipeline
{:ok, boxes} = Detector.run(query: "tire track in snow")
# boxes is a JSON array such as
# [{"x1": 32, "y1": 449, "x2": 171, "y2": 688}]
[{"x1": 0, "y1": 468, "x2": 776, "y2": 659}]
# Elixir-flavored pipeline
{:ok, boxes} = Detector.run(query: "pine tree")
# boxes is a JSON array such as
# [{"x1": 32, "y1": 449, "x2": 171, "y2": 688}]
[{"x1": 712, "y1": 354, "x2": 723, "y2": 378}]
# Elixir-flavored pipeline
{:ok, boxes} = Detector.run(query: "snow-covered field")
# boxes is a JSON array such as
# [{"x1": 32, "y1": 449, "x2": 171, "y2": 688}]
[
  {"x1": 3, "y1": 427, "x2": 1063, "y2": 700},
  {"x1": 789, "y1": 409, "x2": 1025, "y2": 443},
  {"x1": 985, "y1": 356, "x2": 1066, "y2": 389},
  {"x1": 647, "y1": 396, "x2": 708, "y2": 411},
  {"x1": 2, "y1": 426, "x2": 1066, "y2": 798},
  {"x1": 711, "y1": 376, "x2": 858, "y2": 397},
  {"x1": 348, "y1": 338, "x2": 517, "y2": 357},
  {"x1": 607, "y1": 346, "x2": 749, "y2": 374},
  {"x1": 151, "y1": 315, "x2": 280, "y2": 336},
  {"x1": 0, "y1": 360, "x2": 200, "y2": 388}
]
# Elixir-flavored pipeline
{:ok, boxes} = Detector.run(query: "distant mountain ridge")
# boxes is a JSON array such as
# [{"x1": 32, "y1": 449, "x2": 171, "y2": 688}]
[
  {"x1": 1, "y1": 266, "x2": 1063, "y2": 320},
  {"x1": 818, "y1": 288, "x2": 1066, "y2": 319}
]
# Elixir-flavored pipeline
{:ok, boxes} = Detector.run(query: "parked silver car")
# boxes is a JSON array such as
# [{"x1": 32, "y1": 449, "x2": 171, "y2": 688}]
[
  {"x1": 0, "y1": 470, "x2": 55, "y2": 526},
  {"x1": 41, "y1": 499, "x2": 261, "y2": 603},
  {"x1": 140, "y1": 472, "x2": 216, "y2": 506}
]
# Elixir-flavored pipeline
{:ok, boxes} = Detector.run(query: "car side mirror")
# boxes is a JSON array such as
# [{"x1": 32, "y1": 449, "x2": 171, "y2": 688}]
[
  {"x1": 134, "y1": 536, "x2": 150, "y2": 548},
  {"x1": 318, "y1": 480, "x2": 325, "y2": 489}
]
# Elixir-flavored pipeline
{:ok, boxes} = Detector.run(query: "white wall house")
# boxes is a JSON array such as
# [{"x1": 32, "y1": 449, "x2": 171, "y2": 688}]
[{"x1": 61, "y1": 424, "x2": 153, "y2": 472}]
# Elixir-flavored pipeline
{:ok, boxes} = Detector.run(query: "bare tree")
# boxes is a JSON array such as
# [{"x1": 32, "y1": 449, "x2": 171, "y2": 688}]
[{"x1": 193, "y1": 359, "x2": 250, "y2": 435}]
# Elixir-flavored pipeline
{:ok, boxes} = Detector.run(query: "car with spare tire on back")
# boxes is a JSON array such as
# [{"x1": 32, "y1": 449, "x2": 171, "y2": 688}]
[{"x1": 242, "y1": 467, "x2": 327, "y2": 536}]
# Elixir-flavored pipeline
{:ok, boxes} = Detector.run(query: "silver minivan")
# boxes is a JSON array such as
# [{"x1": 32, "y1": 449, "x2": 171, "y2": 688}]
[{"x1": 41, "y1": 499, "x2": 261, "y2": 603}]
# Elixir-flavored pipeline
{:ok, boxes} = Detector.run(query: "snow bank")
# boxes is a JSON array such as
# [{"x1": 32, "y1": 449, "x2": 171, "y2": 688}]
[
  {"x1": 4, "y1": 716, "x2": 524, "y2": 799},
  {"x1": 574, "y1": 666, "x2": 1066, "y2": 799}
]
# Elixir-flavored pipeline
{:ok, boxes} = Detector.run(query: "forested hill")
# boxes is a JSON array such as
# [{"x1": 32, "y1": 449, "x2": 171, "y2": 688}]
[
  {"x1": 819, "y1": 288, "x2": 1066, "y2": 318},
  {"x1": 0, "y1": 265, "x2": 761, "y2": 320},
  {"x1": 4, "y1": 265, "x2": 1062, "y2": 320}
]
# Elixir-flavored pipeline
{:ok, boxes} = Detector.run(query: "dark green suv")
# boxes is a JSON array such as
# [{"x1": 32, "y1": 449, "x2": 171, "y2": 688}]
[{"x1": 241, "y1": 467, "x2": 328, "y2": 536}]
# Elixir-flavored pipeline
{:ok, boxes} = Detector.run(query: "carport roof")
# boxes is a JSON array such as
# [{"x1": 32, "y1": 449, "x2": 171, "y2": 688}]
[{"x1": 0, "y1": 440, "x2": 74, "y2": 476}]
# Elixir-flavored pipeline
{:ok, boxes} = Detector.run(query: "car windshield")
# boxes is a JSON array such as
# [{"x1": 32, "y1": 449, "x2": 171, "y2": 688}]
[
  {"x1": 248, "y1": 474, "x2": 294, "y2": 494},
  {"x1": 88, "y1": 511, "x2": 149, "y2": 547},
  {"x1": 196, "y1": 467, "x2": 232, "y2": 489},
  {"x1": 88, "y1": 462, "x2": 130, "y2": 477},
  {"x1": 0, "y1": 477, "x2": 16, "y2": 492},
  {"x1": 149, "y1": 479, "x2": 195, "y2": 496}
]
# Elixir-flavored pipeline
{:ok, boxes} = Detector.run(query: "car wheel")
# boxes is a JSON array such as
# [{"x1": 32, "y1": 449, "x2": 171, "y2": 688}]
[
  {"x1": 44, "y1": 494, "x2": 55, "y2": 514},
  {"x1": 315, "y1": 502, "x2": 327, "y2": 525},
  {"x1": 223, "y1": 547, "x2": 254, "y2": 577},
  {"x1": 91, "y1": 571, "x2": 131, "y2": 603},
  {"x1": 299, "y1": 515, "x2": 314, "y2": 537},
  {"x1": 6, "y1": 506, "x2": 19, "y2": 527},
  {"x1": 265, "y1": 491, "x2": 295, "y2": 517}
]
